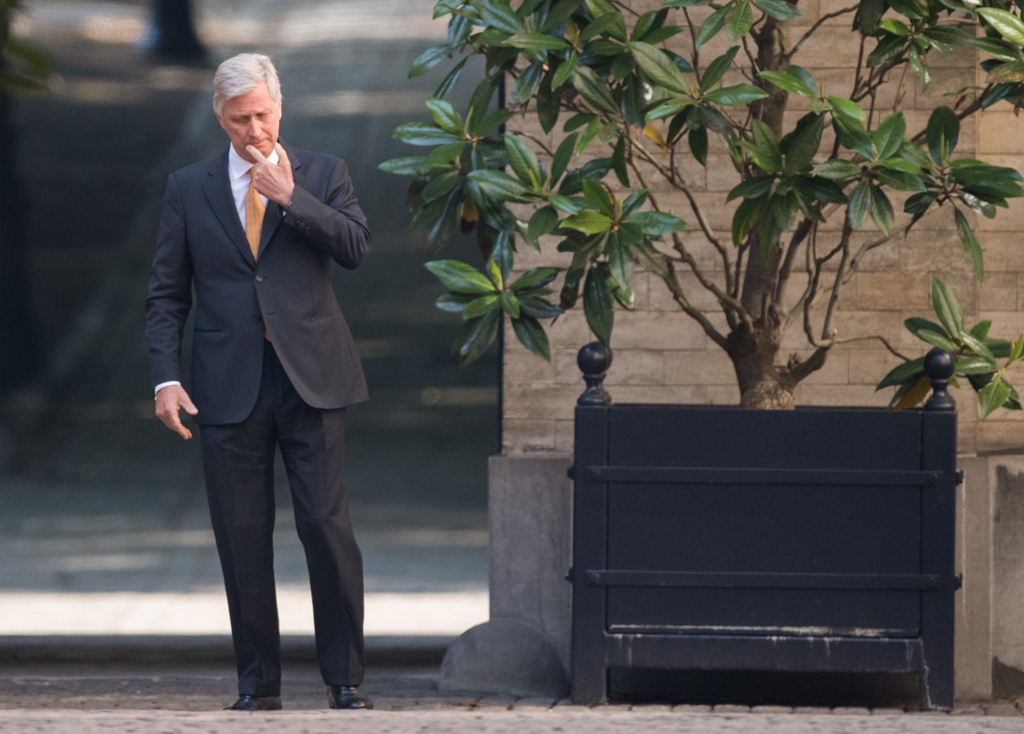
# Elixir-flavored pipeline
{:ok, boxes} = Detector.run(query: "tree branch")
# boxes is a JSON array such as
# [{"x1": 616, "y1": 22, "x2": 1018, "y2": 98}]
[
  {"x1": 834, "y1": 334, "x2": 911, "y2": 362},
  {"x1": 662, "y1": 261, "x2": 731, "y2": 349},
  {"x1": 785, "y1": 4, "x2": 859, "y2": 62}
]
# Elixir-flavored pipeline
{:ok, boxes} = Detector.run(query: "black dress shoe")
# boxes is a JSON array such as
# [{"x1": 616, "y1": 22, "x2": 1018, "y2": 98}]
[
  {"x1": 327, "y1": 685, "x2": 373, "y2": 709},
  {"x1": 225, "y1": 694, "x2": 283, "y2": 711}
]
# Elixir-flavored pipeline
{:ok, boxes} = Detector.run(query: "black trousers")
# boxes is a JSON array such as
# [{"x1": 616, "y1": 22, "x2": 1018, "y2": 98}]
[{"x1": 199, "y1": 340, "x2": 365, "y2": 696}]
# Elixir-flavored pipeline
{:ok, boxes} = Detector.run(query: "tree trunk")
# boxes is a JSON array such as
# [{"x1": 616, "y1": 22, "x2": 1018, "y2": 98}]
[{"x1": 727, "y1": 304, "x2": 795, "y2": 410}]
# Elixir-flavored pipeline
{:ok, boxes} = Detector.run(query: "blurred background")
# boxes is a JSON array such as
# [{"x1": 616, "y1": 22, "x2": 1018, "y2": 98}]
[{"x1": 0, "y1": 0, "x2": 496, "y2": 641}]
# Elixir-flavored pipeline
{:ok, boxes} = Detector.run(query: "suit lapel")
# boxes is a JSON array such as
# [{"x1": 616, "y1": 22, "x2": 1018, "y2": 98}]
[
  {"x1": 202, "y1": 151, "x2": 255, "y2": 267},
  {"x1": 256, "y1": 142, "x2": 303, "y2": 259}
]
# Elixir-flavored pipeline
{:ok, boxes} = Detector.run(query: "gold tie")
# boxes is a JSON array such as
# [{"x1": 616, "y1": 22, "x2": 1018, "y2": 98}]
[{"x1": 245, "y1": 169, "x2": 265, "y2": 261}]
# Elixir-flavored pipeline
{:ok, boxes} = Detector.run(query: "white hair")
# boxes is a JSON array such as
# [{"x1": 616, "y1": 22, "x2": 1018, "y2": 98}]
[{"x1": 212, "y1": 53, "x2": 282, "y2": 115}]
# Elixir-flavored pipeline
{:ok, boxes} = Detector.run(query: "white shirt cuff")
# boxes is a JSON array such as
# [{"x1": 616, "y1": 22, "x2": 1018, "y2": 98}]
[{"x1": 154, "y1": 381, "x2": 181, "y2": 398}]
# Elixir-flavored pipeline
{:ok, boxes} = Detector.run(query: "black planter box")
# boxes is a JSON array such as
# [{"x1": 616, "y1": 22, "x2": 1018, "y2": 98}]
[{"x1": 570, "y1": 398, "x2": 957, "y2": 709}]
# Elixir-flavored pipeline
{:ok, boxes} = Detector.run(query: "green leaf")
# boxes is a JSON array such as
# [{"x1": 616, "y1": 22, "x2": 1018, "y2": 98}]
[
  {"x1": 905, "y1": 316, "x2": 958, "y2": 351},
  {"x1": 393, "y1": 122, "x2": 462, "y2": 146},
  {"x1": 519, "y1": 296, "x2": 564, "y2": 319},
  {"x1": 425, "y1": 260, "x2": 498, "y2": 294},
  {"x1": 909, "y1": 48, "x2": 931, "y2": 91},
  {"x1": 527, "y1": 207, "x2": 560, "y2": 243},
  {"x1": 848, "y1": 180, "x2": 872, "y2": 228},
  {"x1": 512, "y1": 61, "x2": 545, "y2": 104},
  {"x1": 978, "y1": 378, "x2": 1013, "y2": 419},
  {"x1": 435, "y1": 292, "x2": 477, "y2": 313},
  {"x1": 957, "y1": 355, "x2": 998, "y2": 375},
  {"x1": 953, "y1": 207, "x2": 985, "y2": 281},
  {"x1": 379, "y1": 155, "x2": 431, "y2": 175},
  {"x1": 783, "y1": 113, "x2": 824, "y2": 175},
  {"x1": 562, "y1": 210, "x2": 613, "y2": 234},
  {"x1": 695, "y1": 5, "x2": 729, "y2": 48},
  {"x1": 433, "y1": 57, "x2": 468, "y2": 99},
  {"x1": 549, "y1": 194, "x2": 581, "y2": 214},
  {"x1": 426, "y1": 97, "x2": 464, "y2": 134},
  {"x1": 971, "y1": 320, "x2": 993, "y2": 342},
  {"x1": 504, "y1": 32, "x2": 571, "y2": 49},
  {"x1": 926, "y1": 106, "x2": 959, "y2": 166},
  {"x1": 753, "y1": 0, "x2": 803, "y2": 20},
  {"x1": 629, "y1": 41, "x2": 690, "y2": 94},
  {"x1": 812, "y1": 159, "x2": 861, "y2": 179},
  {"x1": 423, "y1": 170, "x2": 462, "y2": 202},
  {"x1": 931, "y1": 277, "x2": 965, "y2": 338},
  {"x1": 609, "y1": 236, "x2": 633, "y2": 287},
  {"x1": 499, "y1": 291, "x2": 522, "y2": 318},
  {"x1": 978, "y1": 8, "x2": 1024, "y2": 47},
  {"x1": 877, "y1": 356, "x2": 925, "y2": 390},
  {"x1": 1011, "y1": 334, "x2": 1024, "y2": 364},
  {"x1": 612, "y1": 135, "x2": 629, "y2": 186},
  {"x1": 467, "y1": 170, "x2": 533, "y2": 202},
  {"x1": 964, "y1": 36, "x2": 1023, "y2": 62},
  {"x1": 889, "y1": 0, "x2": 925, "y2": 19},
  {"x1": 726, "y1": 1, "x2": 753, "y2": 40},
  {"x1": 541, "y1": 0, "x2": 583, "y2": 32},
  {"x1": 552, "y1": 52, "x2": 580, "y2": 89},
  {"x1": 704, "y1": 83, "x2": 769, "y2": 106},
  {"x1": 505, "y1": 132, "x2": 542, "y2": 188},
  {"x1": 727, "y1": 175, "x2": 774, "y2": 201},
  {"x1": 510, "y1": 266, "x2": 559, "y2": 291},
  {"x1": 571, "y1": 66, "x2": 619, "y2": 114},
  {"x1": 453, "y1": 309, "x2": 501, "y2": 366},
  {"x1": 879, "y1": 18, "x2": 910, "y2": 35},
  {"x1": 626, "y1": 210, "x2": 687, "y2": 234},
  {"x1": 511, "y1": 313, "x2": 552, "y2": 360},
  {"x1": 475, "y1": 108, "x2": 514, "y2": 136},
  {"x1": 878, "y1": 168, "x2": 925, "y2": 192},
  {"x1": 867, "y1": 34, "x2": 906, "y2": 68},
  {"x1": 689, "y1": 127, "x2": 708, "y2": 166},
  {"x1": 472, "y1": 0, "x2": 524, "y2": 33},
  {"x1": 873, "y1": 113, "x2": 906, "y2": 161},
  {"x1": 758, "y1": 68, "x2": 817, "y2": 98},
  {"x1": 868, "y1": 184, "x2": 894, "y2": 236},
  {"x1": 550, "y1": 133, "x2": 579, "y2": 187},
  {"x1": 463, "y1": 293, "x2": 501, "y2": 319},
  {"x1": 583, "y1": 268, "x2": 615, "y2": 345},
  {"x1": 701, "y1": 47, "x2": 740, "y2": 93},
  {"x1": 409, "y1": 45, "x2": 452, "y2": 78}
]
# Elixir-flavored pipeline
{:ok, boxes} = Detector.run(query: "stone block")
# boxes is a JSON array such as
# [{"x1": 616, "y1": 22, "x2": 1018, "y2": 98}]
[
  {"x1": 504, "y1": 384, "x2": 578, "y2": 421},
  {"x1": 993, "y1": 462, "x2": 1024, "y2": 695},
  {"x1": 792, "y1": 383, "x2": 879, "y2": 406},
  {"x1": 649, "y1": 270, "x2": 722, "y2": 312},
  {"x1": 857, "y1": 272, "x2": 931, "y2": 310},
  {"x1": 607, "y1": 384, "x2": 708, "y2": 404},
  {"x1": 502, "y1": 420, "x2": 558, "y2": 455},
  {"x1": 505, "y1": 342, "x2": 557, "y2": 385},
  {"x1": 612, "y1": 310, "x2": 709, "y2": 350},
  {"x1": 955, "y1": 457, "x2": 994, "y2": 703},
  {"x1": 488, "y1": 456, "x2": 573, "y2": 673},
  {"x1": 664, "y1": 349, "x2": 736, "y2": 385},
  {"x1": 979, "y1": 112, "x2": 1024, "y2": 155},
  {"x1": 601, "y1": 349, "x2": 666, "y2": 386},
  {"x1": 439, "y1": 619, "x2": 569, "y2": 699},
  {"x1": 979, "y1": 273, "x2": 1019, "y2": 312}
]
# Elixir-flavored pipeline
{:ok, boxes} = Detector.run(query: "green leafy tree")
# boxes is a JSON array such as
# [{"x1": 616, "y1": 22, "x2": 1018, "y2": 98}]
[
  {"x1": 384, "y1": 0, "x2": 1024, "y2": 408},
  {"x1": 879, "y1": 278, "x2": 1024, "y2": 417}
]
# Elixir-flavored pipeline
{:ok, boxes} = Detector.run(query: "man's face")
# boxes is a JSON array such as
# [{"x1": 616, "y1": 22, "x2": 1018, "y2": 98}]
[{"x1": 216, "y1": 81, "x2": 282, "y2": 162}]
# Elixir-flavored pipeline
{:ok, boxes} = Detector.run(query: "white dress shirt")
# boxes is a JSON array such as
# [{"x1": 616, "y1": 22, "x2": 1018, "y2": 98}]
[{"x1": 154, "y1": 145, "x2": 281, "y2": 397}]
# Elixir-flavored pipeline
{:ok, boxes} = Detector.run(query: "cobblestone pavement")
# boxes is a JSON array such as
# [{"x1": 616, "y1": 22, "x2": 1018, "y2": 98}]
[{"x1": 3, "y1": 707, "x2": 1024, "y2": 734}]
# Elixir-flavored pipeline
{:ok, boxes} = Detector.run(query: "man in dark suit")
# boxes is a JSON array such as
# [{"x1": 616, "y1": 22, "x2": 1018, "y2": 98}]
[{"x1": 146, "y1": 53, "x2": 372, "y2": 711}]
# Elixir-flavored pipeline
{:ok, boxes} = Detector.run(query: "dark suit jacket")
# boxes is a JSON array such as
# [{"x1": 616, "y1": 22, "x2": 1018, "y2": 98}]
[{"x1": 145, "y1": 143, "x2": 371, "y2": 425}]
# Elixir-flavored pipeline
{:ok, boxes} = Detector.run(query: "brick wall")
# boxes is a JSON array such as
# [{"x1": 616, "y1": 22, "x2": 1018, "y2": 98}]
[{"x1": 502, "y1": 1, "x2": 1024, "y2": 457}]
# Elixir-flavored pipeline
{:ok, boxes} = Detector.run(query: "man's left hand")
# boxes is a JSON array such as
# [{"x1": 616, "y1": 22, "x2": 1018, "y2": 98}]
[{"x1": 247, "y1": 142, "x2": 295, "y2": 208}]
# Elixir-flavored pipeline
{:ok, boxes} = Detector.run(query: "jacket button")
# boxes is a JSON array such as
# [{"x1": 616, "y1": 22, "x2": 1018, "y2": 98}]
[{"x1": 255, "y1": 275, "x2": 264, "y2": 283}]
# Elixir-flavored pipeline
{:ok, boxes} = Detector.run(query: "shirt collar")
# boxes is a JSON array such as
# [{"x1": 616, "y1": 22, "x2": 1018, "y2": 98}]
[{"x1": 227, "y1": 144, "x2": 280, "y2": 182}]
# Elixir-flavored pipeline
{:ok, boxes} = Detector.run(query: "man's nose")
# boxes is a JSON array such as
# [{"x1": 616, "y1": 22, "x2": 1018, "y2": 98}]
[{"x1": 247, "y1": 120, "x2": 262, "y2": 138}]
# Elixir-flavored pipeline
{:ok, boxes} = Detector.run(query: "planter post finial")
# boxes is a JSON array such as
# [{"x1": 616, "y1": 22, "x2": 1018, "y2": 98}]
[
  {"x1": 577, "y1": 342, "x2": 612, "y2": 406},
  {"x1": 923, "y1": 347, "x2": 956, "y2": 412}
]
